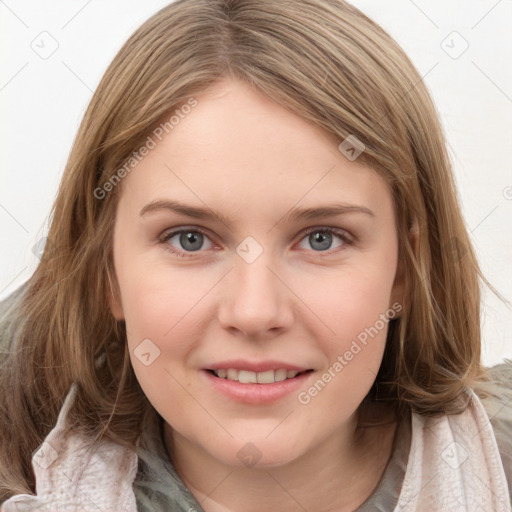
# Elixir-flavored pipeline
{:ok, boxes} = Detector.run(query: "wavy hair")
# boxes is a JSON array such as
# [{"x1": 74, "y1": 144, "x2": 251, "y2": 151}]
[{"x1": 0, "y1": 0, "x2": 504, "y2": 499}]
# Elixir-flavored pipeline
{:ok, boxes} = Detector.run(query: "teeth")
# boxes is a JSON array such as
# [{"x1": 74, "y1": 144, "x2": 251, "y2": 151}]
[
  {"x1": 257, "y1": 370, "x2": 275, "y2": 384},
  {"x1": 274, "y1": 369, "x2": 287, "y2": 382},
  {"x1": 216, "y1": 369, "x2": 227, "y2": 379},
  {"x1": 238, "y1": 370, "x2": 257, "y2": 383},
  {"x1": 227, "y1": 369, "x2": 238, "y2": 380},
  {"x1": 212, "y1": 368, "x2": 302, "y2": 383}
]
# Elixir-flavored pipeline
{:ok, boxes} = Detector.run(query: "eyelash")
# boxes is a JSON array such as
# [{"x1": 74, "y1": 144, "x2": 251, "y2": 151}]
[{"x1": 158, "y1": 226, "x2": 354, "y2": 259}]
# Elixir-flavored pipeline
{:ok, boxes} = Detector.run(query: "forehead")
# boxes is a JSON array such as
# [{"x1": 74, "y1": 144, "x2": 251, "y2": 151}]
[
  {"x1": 119, "y1": 77, "x2": 393, "y2": 222},
  {"x1": 164, "y1": 78, "x2": 349, "y2": 175}
]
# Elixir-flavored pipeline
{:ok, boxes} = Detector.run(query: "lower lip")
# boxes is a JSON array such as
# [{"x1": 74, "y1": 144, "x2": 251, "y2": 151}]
[{"x1": 202, "y1": 369, "x2": 313, "y2": 404}]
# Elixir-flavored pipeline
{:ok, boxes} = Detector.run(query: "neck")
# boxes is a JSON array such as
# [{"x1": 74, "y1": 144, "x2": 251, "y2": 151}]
[{"x1": 164, "y1": 408, "x2": 397, "y2": 512}]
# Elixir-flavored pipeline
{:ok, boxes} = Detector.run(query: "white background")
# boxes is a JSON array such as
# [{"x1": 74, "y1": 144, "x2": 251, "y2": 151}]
[{"x1": 1, "y1": 0, "x2": 511, "y2": 366}]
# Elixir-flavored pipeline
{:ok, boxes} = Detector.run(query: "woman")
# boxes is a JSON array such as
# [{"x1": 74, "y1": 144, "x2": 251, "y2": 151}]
[{"x1": 1, "y1": 1, "x2": 511, "y2": 510}]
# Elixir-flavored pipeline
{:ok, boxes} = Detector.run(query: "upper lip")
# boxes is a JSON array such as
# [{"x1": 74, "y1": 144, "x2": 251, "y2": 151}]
[{"x1": 205, "y1": 360, "x2": 310, "y2": 372}]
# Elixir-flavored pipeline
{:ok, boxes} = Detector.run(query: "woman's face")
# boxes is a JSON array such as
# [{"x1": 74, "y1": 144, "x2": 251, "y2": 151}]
[{"x1": 109, "y1": 77, "x2": 404, "y2": 468}]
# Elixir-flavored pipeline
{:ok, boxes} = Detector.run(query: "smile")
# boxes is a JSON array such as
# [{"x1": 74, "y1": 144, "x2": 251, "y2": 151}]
[{"x1": 208, "y1": 368, "x2": 312, "y2": 383}]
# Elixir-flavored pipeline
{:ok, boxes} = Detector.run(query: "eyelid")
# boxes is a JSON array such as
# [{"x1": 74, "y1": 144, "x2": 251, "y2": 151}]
[
  {"x1": 299, "y1": 225, "x2": 354, "y2": 243},
  {"x1": 160, "y1": 225, "x2": 212, "y2": 241}
]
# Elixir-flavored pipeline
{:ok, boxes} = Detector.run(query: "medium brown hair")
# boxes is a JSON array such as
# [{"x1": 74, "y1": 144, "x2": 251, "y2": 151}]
[{"x1": 0, "y1": 0, "x2": 503, "y2": 499}]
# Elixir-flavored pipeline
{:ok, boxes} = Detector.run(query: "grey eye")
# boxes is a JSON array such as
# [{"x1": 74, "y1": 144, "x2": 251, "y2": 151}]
[{"x1": 164, "y1": 230, "x2": 214, "y2": 252}]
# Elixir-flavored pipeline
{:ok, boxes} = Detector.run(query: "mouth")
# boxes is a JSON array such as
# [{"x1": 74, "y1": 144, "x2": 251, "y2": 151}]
[{"x1": 205, "y1": 368, "x2": 314, "y2": 384}]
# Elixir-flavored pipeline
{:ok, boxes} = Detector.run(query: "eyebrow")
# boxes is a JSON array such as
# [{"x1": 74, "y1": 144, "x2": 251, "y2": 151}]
[{"x1": 139, "y1": 199, "x2": 375, "y2": 227}]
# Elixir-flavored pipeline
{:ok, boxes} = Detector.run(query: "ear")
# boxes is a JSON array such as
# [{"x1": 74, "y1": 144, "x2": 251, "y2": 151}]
[
  {"x1": 106, "y1": 267, "x2": 125, "y2": 321},
  {"x1": 389, "y1": 218, "x2": 419, "y2": 315}
]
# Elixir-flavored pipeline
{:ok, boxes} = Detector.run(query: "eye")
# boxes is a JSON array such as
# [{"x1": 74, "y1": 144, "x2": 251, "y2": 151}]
[
  {"x1": 159, "y1": 227, "x2": 215, "y2": 258},
  {"x1": 296, "y1": 226, "x2": 352, "y2": 254}
]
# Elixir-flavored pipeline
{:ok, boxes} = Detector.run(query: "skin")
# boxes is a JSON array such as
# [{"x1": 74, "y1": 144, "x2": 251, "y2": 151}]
[{"x1": 109, "y1": 76, "x2": 407, "y2": 511}]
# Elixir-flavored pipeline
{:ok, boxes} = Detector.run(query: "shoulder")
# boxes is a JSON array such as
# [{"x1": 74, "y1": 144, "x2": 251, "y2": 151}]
[
  {"x1": 0, "y1": 283, "x2": 29, "y2": 354},
  {"x1": 0, "y1": 383, "x2": 139, "y2": 511},
  {"x1": 0, "y1": 283, "x2": 28, "y2": 321},
  {"x1": 475, "y1": 359, "x2": 512, "y2": 493}
]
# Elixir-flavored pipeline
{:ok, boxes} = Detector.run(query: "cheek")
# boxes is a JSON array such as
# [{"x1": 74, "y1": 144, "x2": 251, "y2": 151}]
[
  {"x1": 117, "y1": 255, "x2": 209, "y2": 340},
  {"x1": 119, "y1": 264, "x2": 208, "y2": 415},
  {"x1": 296, "y1": 279, "x2": 392, "y2": 415},
  {"x1": 303, "y1": 264, "x2": 396, "y2": 343},
  {"x1": 296, "y1": 263, "x2": 396, "y2": 405}
]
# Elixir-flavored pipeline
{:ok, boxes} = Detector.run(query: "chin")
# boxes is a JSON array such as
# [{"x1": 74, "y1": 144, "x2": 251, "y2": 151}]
[{"x1": 208, "y1": 438, "x2": 306, "y2": 470}]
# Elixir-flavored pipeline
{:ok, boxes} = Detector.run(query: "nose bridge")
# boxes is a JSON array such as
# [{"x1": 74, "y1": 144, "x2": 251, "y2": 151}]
[{"x1": 218, "y1": 242, "x2": 292, "y2": 336}]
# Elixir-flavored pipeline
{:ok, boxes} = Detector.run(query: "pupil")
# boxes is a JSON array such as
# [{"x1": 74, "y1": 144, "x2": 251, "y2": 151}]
[
  {"x1": 180, "y1": 231, "x2": 203, "y2": 251},
  {"x1": 311, "y1": 231, "x2": 331, "y2": 251}
]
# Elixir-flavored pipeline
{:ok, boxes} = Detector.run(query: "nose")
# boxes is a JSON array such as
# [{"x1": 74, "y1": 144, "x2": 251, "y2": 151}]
[{"x1": 217, "y1": 251, "x2": 295, "y2": 339}]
